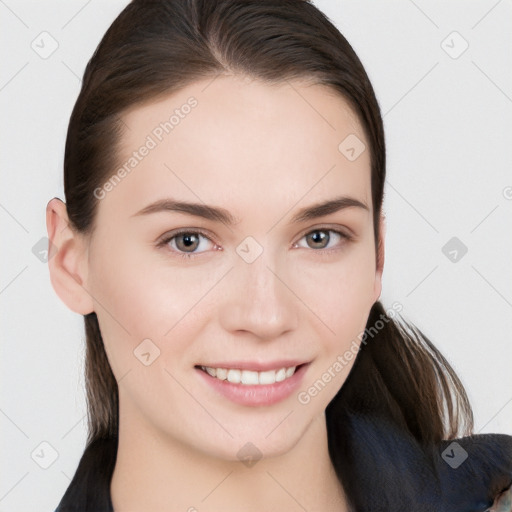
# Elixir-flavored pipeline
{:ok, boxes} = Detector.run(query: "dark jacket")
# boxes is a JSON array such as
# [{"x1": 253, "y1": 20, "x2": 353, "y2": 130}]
[{"x1": 54, "y1": 415, "x2": 512, "y2": 512}]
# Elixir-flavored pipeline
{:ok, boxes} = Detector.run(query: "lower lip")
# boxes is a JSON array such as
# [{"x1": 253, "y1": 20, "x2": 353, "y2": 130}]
[{"x1": 195, "y1": 364, "x2": 310, "y2": 407}]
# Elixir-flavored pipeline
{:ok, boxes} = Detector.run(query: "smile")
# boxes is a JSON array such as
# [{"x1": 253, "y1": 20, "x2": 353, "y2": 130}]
[
  {"x1": 195, "y1": 362, "x2": 310, "y2": 406},
  {"x1": 199, "y1": 365, "x2": 297, "y2": 385}
]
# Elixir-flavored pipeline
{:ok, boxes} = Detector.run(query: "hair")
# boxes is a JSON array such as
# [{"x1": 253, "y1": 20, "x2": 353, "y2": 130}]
[{"x1": 56, "y1": 0, "x2": 474, "y2": 510}]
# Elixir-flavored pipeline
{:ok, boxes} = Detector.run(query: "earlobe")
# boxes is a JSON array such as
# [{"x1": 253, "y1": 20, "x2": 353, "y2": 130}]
[{"x1": 46, "y1": 198, "x2": 95, "y2": 315}]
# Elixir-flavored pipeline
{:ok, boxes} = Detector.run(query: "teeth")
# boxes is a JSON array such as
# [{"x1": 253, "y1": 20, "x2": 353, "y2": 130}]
[
  {"x1": 258, "y1": 370, "x2": 276, "y2": 385},
  {"x1": 275, "y1": 368, "x2": 286, "y2": 382},
  {"x1": 201, "y1": 365, "x2": 298, "y2": 385},
  {"x1": 227, "y1": 369, "x2": 241, "y2": 383},
  {"x1": 241, "y1": 370, "x2": 259, "y2": 385},
  {"x1": 216, "y1": 367, "x2": 227, "y2": 380}
]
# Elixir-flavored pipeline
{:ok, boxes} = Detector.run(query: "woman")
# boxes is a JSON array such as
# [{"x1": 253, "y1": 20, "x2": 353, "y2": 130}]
[{"x1": 47, "y1": 0, "x2": 512, "y2": 510}]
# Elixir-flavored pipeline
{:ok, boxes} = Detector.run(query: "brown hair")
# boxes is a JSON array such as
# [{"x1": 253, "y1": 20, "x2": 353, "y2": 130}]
[{"x1": 57, "y1": 0, "x2": 473, "y2": 509}]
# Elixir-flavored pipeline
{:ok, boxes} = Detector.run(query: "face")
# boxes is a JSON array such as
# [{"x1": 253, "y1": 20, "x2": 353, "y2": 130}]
[{"x1": 81, "y1": 75, "x2": 383, "y2": 460}]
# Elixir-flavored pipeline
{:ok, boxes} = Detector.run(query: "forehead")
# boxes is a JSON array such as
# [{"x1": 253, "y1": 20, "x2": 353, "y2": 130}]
[{"x1": 100, "y1": 75, "x2": 371, "y2": 224}]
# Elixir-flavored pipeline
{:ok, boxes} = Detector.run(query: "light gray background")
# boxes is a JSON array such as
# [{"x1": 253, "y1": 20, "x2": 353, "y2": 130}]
[{"x1": 1, "y1": 1, "x2": 511, "y2": 510}]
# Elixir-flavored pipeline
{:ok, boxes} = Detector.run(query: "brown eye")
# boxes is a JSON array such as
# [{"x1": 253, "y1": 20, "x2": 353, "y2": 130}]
[
  {"x1": 175, "y1": 232, "x2": 200, "y2": 252},
  {"x1": 158, "y1": 229, "x2": 216, "y2": 258},
  {"x1": 305, "y1": 230, "x2": 330, "y2": 249},
  {"x1": 295, "y1": 228, "x2": 350, "y2": 251}
]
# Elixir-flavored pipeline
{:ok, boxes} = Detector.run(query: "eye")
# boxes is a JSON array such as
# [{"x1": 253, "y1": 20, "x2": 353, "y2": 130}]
[
  {"x1": 157, "y1": 229, "x2": 218, "y2": 259},
  {"x1": 294, "y1": 228, "x2": 351, "y2": 251},
  {"x1": 156, "y1": 226, "x2": 353, "y2": 260}
]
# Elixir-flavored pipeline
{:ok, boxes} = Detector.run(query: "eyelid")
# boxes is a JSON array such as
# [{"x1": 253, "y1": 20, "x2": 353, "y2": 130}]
[
  {"x1": 157, "y1": 227, "x2": 217, "y2": 243},
  {"x1": 294, "y1": 223, "x2": 354, "y2": 242}
]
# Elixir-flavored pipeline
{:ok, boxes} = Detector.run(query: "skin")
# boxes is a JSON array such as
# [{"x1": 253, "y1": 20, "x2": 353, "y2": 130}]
[{"x1": 47, "y1": 74, "x2": 385, "y2": 512}]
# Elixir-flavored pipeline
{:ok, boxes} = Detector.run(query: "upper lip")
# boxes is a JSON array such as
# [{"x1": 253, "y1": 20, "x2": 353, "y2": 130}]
[{"x1": 196, "y1": 360, "x2": 309, "y2": 372}]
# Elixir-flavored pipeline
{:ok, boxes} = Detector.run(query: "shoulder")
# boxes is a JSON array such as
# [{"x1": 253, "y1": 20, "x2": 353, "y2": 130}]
[
  {"x1": 52, "y1": 436, "x2": 116, "y2": 512},
  {"x1": 336, "y1": 413, "x2": 512, "y2": 511},
  {"x1": 438, "y1": 433, "x2": 512, "y2": 512}
]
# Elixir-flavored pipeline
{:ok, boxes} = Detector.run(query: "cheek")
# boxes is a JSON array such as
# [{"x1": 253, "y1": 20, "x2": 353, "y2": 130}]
[
  {"x1": 292, "y1": 253, "x2": 375, "y2": 409},
  {"x1": 290, "y1": 245, "x2": 377, "y2": 335},
  {"x1": 87, "y1": 237, "x2": 219, "y2": 369}
]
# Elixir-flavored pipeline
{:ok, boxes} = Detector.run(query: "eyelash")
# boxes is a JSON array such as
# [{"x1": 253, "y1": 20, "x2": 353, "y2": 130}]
[{"x1": 156, "y1": 227, "x2": 353, "y2": 260}]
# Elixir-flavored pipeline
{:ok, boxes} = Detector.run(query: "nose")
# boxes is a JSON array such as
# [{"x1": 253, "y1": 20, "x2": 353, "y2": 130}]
[{"x1": 218, "y1": 251, "x2": 299, "y2": 340}]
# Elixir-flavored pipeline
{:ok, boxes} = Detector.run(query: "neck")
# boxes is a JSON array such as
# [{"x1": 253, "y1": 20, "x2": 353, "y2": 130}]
[{"x1": 110, "y1": 404, "x2": 349, "y2": 512}]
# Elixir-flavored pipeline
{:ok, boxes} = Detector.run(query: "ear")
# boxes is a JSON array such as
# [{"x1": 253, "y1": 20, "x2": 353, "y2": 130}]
[
  {"x1": 46, "y1": 198, "x2": 95, "y2": 315},
  {"x1": 373, "y1": 212, "x2": 386, "y2": 303}
]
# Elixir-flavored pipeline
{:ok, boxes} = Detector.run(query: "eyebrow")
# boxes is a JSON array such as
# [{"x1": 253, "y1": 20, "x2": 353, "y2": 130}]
[{"x1": 131, "y1": 195, "x2": 369, "y2": 225}]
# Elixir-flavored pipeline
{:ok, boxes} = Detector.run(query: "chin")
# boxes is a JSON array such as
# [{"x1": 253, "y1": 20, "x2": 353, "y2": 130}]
[{"x1": 193, "y1": 416, "x2": 313, "y2": 464}]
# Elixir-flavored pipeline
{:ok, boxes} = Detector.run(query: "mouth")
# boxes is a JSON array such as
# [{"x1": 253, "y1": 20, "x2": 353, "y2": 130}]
[
  {"x1": 196, "y1": 363, "x2": 305, "y2": 385},
  {"x1": 194, "y1": 362, "x2": 310, "y2": 407}
]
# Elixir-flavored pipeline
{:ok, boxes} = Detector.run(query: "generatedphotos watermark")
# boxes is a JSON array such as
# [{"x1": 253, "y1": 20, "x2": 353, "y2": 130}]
[
  {"x1": 93, "y1": 96, "x2": 198, "y2": 200},
  {"x1": 297, "y1": 301, "x2": 403, "y2": 405}
]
